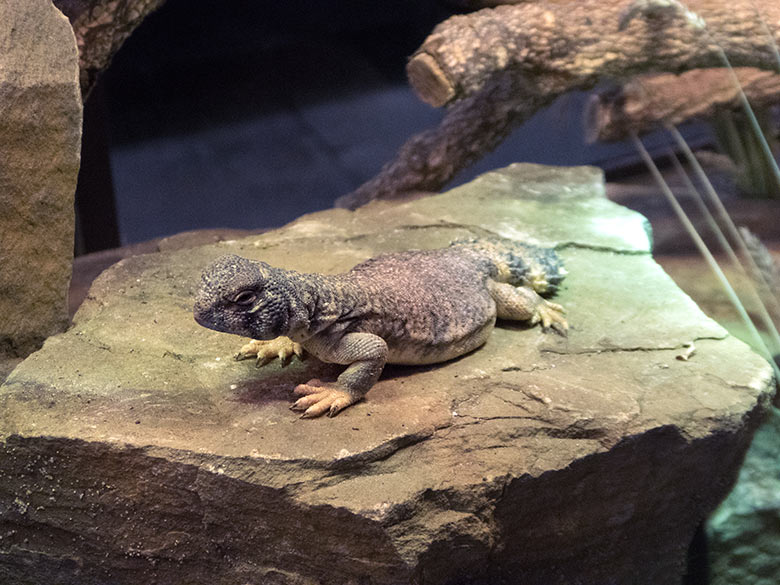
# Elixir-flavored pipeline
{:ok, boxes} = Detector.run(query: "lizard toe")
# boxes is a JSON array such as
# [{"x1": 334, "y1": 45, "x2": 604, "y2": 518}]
[
  {"x1": 537, "y1": 300, "x2": 568, "y2": 335},
  {"x1": 236, "y1": 338, "x2": 304, "y2": 367},
  {"x1": 293, "y1": 379, "x2": 325, "y2": 395},
  {"x1": 292, "y1": 383, "x2": 357, "y2": 418},
  {"x1": 234, "y1": 339, "x2": 262, "y2": 361}
]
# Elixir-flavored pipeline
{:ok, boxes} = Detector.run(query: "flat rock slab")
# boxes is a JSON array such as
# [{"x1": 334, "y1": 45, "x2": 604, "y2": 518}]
[{"x1": 0, "y1": 164, "x2": 774, "y2": 585}]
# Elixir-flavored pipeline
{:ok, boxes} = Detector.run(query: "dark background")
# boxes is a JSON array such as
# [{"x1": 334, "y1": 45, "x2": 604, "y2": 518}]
[{"x1": 81, "y1": 0, "x2": 712, "y2": 249}]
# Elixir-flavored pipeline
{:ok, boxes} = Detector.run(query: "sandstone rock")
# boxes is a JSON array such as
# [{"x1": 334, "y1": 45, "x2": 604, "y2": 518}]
[
  {"x1": 0, "y1": 0, "x2": 82, "y2": 357},
  {"x1": 707, "y1": 407, "x2": 780, "y2": 585},
  {"x1": 0, "y1": 164, "x2": 774, "y2": 584}
]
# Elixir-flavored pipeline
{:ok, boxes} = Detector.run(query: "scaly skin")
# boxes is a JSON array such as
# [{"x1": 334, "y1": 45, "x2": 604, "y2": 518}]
[{"x1": 194, "y1": 237, "x2": 567, "y2": 418}]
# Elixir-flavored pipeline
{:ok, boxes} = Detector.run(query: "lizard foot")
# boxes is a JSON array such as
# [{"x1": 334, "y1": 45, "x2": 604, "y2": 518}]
[
  {"x1": 234, "y1": 337, "x2": 304, "y2": 368},
  {"x1": 291, "y1": 379, "x2": 359, "y2": 418},
  {"x1": 532, "y1": 299, "x2": 568, "y2": 335}
]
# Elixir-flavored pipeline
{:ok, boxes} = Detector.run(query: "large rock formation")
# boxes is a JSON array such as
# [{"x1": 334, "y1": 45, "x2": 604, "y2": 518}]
[
  {"x1": 0, "y1": 165, "x2": 774, "y2": 584},
  {"x1": 708, "y1": 407, "x2": 780, "y2": 584},
  {"x1": 0, "y1": 0, "x2": 82, "y2": 359}
]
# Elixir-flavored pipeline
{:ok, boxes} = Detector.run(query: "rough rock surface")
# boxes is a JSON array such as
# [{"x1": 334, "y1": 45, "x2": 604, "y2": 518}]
[
  {"x1": 0, "y1": 164, "x2": 774, "y2": 585},
  {"x1": 707, "y1": 407, "x2": 780, "y2": 585},
  {"x1": 53, "y1": 0, "x2": 168, "y2": 98},
  {"x1": 0, "y1": 0, "x2": 82, "y2": 357}
]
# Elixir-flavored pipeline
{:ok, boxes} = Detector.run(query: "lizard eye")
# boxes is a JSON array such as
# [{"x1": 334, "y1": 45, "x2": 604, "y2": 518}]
[{"x1": 231, "y1": 291, "x2": 257, "y2": 306}]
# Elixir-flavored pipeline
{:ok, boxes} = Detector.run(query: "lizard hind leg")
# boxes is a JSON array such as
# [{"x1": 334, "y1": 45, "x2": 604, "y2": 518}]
[
  {"x1": 291, "y1": 380, "x2": 358, "y2": 418},
  {"x1": 489, "y1": 281, "x2": 568, "y2": 334}
]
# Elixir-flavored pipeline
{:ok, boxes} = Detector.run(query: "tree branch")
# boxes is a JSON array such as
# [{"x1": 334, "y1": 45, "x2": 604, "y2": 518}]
[
  {"x1": 409, "y1": 0, "x2": 780, "y2": 107},
  {"x1": 339, "y1": 0, "x2": 780, "y2": 207},
  {"x1": 336, "y1": 75, "x2": 548, "y2": 208},
  {"x1": 585, "y1": 68, "x2": 780, "y2": 142}
]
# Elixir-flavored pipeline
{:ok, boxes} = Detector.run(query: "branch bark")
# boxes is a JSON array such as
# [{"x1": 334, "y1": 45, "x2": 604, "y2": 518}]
[
  {"x1": 336, "y1": 75, "x2": 548, "y2": 208},
  {"x1": 585, "y1": 67, "x2": 780, "y2": 142},
  {"x1": 408, "y1": 0, "x2": 780, "y2": 108},
  {"x1": 339, "y1": 0, "x2": 780, "y2": 207}
]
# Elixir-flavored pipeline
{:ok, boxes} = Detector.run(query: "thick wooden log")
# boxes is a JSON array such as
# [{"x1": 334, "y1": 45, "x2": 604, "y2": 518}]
[
  {"x1": 336, "y1": 75, "x2": 549, "y2": 208},
  {"x1": 409, "y1": 0, "x2": 780, "y2": 107},
  {"x1": 585, "y1": 68, "x2": 780, "y2": 142},
  {"x1": 339, "y1": 0, "x2": 780, "y2": 207}
]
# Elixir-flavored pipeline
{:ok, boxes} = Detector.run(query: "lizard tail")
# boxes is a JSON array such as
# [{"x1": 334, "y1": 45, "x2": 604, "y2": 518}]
[{"x1": 450, "y1": 236, "x2": 565, "y2": 295}]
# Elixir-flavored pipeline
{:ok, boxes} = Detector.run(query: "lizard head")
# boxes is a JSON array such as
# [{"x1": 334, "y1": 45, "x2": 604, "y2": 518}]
[{"x1": 194, "y1": 254, "x2": 304, "y2": 340}]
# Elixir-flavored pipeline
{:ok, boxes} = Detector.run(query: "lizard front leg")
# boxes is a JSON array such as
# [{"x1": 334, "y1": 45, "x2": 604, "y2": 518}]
[
  {"x1": 235, "y1": 337, "x2": 304, "y2": 367},
  {"x1": 292, "y1": 332, "x2": 388, "y2": 418}
]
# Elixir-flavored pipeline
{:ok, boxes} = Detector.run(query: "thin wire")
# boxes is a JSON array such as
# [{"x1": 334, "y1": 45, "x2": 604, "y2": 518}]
[
  {"x1": 705, "y1": 43, "x2": 780, "y2": 194},
  {"x1": 658, "y1": 2, "x2": 780, "y2": 192},
  {"x1": 667, "y1": 124, "x2": 780, "y2": 321},
  {"x1": 665, "y1": 145, "x2": 780, "y2": 354},
  {"x1": 630, "y1": 131, "x2": 780, "y2": 381}
]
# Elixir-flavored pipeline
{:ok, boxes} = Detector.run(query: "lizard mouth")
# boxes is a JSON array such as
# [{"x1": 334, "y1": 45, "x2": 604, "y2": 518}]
[{"x1": 193, "y1": 304, "x2": 219, "y2": 331}]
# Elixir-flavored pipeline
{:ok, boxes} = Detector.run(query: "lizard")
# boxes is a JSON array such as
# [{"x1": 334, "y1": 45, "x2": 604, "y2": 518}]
[{"x1": 193, "y1": 236, "x2": 567, "y2": 418}]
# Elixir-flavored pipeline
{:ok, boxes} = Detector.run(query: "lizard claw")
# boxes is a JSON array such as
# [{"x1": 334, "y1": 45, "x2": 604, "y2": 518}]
[
  {"x1": 234, "y1": 337, "x2": 304, "y2": 367},
  {"x1": 534, "y1": 299, "x2": 568, "y2": 335},
  {"x1": 291, "y1": 380, "x2": 358, "y2": 418}
]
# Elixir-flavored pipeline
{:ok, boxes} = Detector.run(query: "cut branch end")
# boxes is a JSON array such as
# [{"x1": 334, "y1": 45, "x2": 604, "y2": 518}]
[{"x1": 407, "y1": 53, "x2": 456, "y2": 107}]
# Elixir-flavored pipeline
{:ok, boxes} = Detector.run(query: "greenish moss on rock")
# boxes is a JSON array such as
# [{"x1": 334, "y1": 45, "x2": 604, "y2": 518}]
[{"x1": 0, "y1": 164, "x2": 774, "y2": 585}]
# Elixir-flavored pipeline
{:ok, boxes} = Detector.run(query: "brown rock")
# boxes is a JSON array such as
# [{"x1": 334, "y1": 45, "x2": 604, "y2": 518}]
[
  {"x1": 53, "y1": 0, "x2": 168, "y2": 98},
  {"x1": 0, "y1": 165, "x2": 774, "y2": 584},
  {"x1": 0, "y1": 0, "x2": 82, "y2": 357}
]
